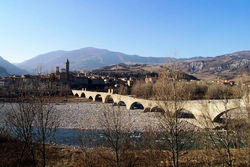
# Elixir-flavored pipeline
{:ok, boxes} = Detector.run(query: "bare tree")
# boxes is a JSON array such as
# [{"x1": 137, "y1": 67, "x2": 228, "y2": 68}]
[
  {"x1": 5, "y1": 99, "x2": 37, "y2": 167},
  {"x1": 118, "y1": 85, "x2": 129, "y2": 95},
  {"x1": 131, "y1": 80, "x2": 153, "y2": 99},
  {"x1": 199, "y1": 84, "x2": 248, "y2": 167},
  {"x1": 5, "y1": 96, "x2": 60, "y2": 167},
  {"x1": 98, "y1": 104, "x2": 138, "y2": 167},
  {"x1": 33, "y1": 98, "x2": 60, "y2": 167},
  {"x1": 154, "y1": 69, "x2": 196, "y2": 167}
]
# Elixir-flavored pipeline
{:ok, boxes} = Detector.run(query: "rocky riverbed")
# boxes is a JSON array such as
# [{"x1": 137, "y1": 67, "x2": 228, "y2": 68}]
[{"x1": 0, "y1": 102, "x2": 160, "y2": 131}]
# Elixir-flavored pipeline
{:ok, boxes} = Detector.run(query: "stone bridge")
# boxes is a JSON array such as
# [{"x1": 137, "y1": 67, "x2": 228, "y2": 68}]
[{"x1": 72, "y1": 89, "x2": 247, "y2": 125}]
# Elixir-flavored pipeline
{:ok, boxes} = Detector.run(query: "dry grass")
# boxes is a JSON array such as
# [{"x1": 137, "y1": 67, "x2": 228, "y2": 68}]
[{"x1": 0, "y1": 138, "x2": 248, "y2": 167}]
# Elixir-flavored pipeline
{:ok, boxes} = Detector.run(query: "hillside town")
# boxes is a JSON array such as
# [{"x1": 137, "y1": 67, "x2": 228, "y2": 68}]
[{"x1": 0, "y1": 59, "x2": 138, "y2": 97}]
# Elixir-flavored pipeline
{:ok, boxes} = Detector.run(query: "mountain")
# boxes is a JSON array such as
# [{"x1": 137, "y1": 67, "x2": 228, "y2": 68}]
[
  {"x1": 171, "y1": 51, "x2": 250, "y2": 79},
  {"x1": 16, "y1": 47, "x2": 250, "y2": 79},
  {"x1": 0, "y1": 66, "x2": 9, "y2": 77},
  {"x1": 0, "y1": 56, "x2": 28, "y2": 76},
  {"x1": 92, "y1": 50, "x2": 250, "y2": 80},
  {"x1": 17, "y1": 47, "x2": 175, "y2": 73}
]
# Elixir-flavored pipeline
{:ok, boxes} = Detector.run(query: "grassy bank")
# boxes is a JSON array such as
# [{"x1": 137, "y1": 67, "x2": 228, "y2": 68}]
[{"x1": 0, "y1": 136, "x2": 248, "y2": 167}]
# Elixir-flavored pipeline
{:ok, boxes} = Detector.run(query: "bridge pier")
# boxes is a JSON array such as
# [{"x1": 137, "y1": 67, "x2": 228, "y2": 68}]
[{"x1": 108, "y1": 89, "x2": 114, "y2": 94}]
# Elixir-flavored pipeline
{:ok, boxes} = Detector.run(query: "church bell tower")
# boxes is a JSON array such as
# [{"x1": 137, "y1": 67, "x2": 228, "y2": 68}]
[{"x1": 66, "y1": 59, "x2": 69, "y2": 80}]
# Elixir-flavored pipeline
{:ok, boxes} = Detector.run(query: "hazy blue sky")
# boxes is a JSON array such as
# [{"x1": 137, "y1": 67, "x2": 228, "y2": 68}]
[{"x1": 0, "y1": 0, "x2": 250, "y2": 63}]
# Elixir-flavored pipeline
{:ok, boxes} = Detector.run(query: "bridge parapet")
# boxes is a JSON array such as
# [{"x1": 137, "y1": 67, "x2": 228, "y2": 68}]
[{"x1": 72, "y1": 89, "x2": 245, "y2": 126}]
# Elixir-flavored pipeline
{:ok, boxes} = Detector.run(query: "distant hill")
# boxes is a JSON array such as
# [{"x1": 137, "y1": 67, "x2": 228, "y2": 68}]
[
  {"x1": 0, "y1": 56, "x2": 28, "y2": 76},
  {"x1": 173, "y1": 51, "x2": 250, "y2": 79},
  {"x1": 92, "y1": 63, "x2": 161, "y2": 77},
  {"x1": 0, "y1": 66, "x2": 9, "y2": 77},
  {"x1": 16, "y1": 47, "x2": 250, "y2": 79},
  {"x1": 17, "y1": 47, "x2": 175, "y2": 73},
  {"x1": 92, "y1": 63, "x2": 198, "y2": 81},
  {"x1": 92, "y1": 51, "x2": 250, "y2": 80}
]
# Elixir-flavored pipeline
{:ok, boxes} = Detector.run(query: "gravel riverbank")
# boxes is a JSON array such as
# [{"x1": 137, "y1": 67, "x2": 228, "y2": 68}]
[{"x1": 0, "y1": 102, "x2": 160, "y2": 131}]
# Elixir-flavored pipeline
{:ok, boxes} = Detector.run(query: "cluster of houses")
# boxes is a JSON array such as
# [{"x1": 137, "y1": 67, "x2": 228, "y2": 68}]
[{"x1": 0, "y1": 59, "x2": 145, "y2": 97}]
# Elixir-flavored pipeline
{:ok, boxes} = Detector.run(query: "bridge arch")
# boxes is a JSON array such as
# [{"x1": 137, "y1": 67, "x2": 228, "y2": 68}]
[
  {"x1": 151, "y1": 106, "x2": 165, "y2": 113},
  {"x1": 175, "y1": 109, "x2": 196, "y2": 119},
  {"x1": 75, "y1": 93, "x2": 79, "y2": 97},
  {"x1": 105, "y1": 95, "x2": 114, "y2": 103},
  {"x1": 81, "y1": 93, "x2": 86, "y2": 98},
  {"x1": 95, "y1": 94, "x2": 103, "y2": 102},
  {"x1": 130, "y1": 102, "x2": 144, "y2": 110},
  {"x1": 213, "y1": 107, "x2": 242, "y2": 123},
  {"x1": 88, "y1": 96, "x2": 93, "y2": 101},
  {"x1": 118, "y1": 101, "x2": 126, "y2": 106}
]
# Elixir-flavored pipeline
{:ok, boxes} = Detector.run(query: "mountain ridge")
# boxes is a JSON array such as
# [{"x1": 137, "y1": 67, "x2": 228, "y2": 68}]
[
  {"x1": 0, "y1": 56, "x2": 28, "y2": 76},
  {"x1": 174, "y1": 51, "x2": 250, "y2": 79},
  {"x1": 15, "y1": 47, "x2": 250, "y2": 79},
  {"x1": 0, "y1": 66, "x2": 9, "y2": 77},
  {"x1": 17, "y1": 47, "x2": 175, "y2": 73}
]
